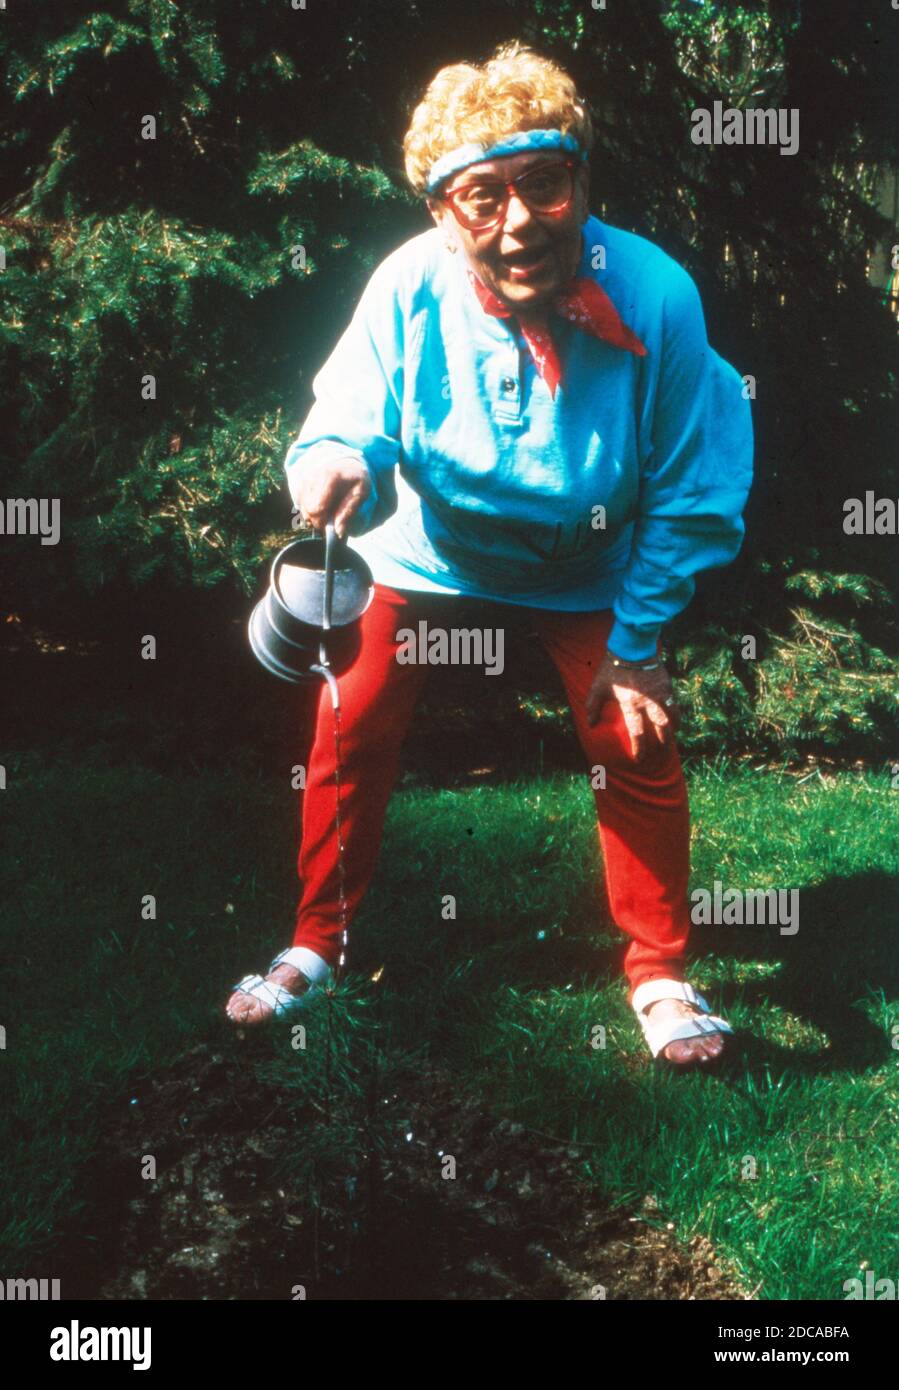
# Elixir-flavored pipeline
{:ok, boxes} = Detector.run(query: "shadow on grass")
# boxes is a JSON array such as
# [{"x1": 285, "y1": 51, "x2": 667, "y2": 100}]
[{"x1": 680, "y1": 871, "x2": 899, "y2": 1080}]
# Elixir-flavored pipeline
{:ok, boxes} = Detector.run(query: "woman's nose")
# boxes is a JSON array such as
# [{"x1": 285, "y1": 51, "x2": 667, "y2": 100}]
[{"x1": 501, "y1": 190, "x2": 535, "y2": 235}]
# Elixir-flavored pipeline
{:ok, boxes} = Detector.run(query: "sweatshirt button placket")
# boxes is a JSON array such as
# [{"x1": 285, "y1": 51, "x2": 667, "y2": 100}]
[
  {"x1": 495, "y1": 354, "x2": 522, "y2": 422},
  {"x1": 491, "y1": 325, "x2": 524, "y2": 423}
]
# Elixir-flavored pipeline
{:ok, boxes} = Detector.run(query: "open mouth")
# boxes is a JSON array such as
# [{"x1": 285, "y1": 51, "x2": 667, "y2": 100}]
[{"x1": 500, "y1": 246, "x2": 552, "y2": 279}]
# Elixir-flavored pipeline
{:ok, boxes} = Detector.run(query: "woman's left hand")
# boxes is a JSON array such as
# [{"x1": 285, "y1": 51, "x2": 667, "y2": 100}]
[{"x1": 585, "y1": 653, "x2": 680, "y2": 762}]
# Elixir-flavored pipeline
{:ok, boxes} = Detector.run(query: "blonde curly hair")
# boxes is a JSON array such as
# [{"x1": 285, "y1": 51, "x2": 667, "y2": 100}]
[{"x1": 404, "y1": 41, "x2": 594, "y2": 196}]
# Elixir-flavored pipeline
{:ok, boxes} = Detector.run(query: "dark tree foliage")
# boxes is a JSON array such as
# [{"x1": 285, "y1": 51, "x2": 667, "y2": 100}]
[{"x1": 0, "y1": 0, "x2": 896, "y2": 756}]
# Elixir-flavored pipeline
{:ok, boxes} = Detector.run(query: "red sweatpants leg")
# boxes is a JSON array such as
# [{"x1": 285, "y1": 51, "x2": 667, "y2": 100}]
[
  {"x1": 528, "y1": 606, "x2": 691, "y2": 1003},
  {"x1": 291, "y1": 583, "x2": 433, "y2": 967},
  {"x1": 292, "y1": 585, "x2": 692, "y2": 1002}
]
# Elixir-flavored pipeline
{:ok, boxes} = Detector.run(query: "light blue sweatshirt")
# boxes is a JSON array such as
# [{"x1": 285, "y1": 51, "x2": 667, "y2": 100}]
[{"x1": 284, "y1": 214, "x2": 753, "y2": 660}]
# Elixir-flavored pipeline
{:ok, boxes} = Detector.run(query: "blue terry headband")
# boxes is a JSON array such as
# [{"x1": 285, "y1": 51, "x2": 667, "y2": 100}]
[{"x1": 426, "y1": 128, "x2": 586, "y2": 194}]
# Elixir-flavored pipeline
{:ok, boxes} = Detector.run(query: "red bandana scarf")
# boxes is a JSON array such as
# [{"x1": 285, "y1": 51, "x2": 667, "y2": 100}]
[{"x1": 467, "y1": 268, "x2": 647, "y2": 399}]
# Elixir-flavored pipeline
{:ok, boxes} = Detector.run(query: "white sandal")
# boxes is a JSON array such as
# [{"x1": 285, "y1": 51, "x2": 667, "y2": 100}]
[
  {"x1": 227, "y1": 946, "x2": 333, "y2": 1022},
  {"x1": 631, "y1": 978, "x2": 733, "y2": 1061}
]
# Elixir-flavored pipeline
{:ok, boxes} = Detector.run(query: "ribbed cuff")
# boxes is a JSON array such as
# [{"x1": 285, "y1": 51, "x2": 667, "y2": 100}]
[
  {"x1": 607, "y1": 617, "x2": 662, "y2": 663},
  {"x1": 277, "y1": 946, "x2": 333, "y2": 985}
]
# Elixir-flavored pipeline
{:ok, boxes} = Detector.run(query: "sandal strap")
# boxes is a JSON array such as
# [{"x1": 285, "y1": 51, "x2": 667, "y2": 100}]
[
  {"x1": 630, "y1": 978, "x2": 734, "y2": 1059},
  {"x1": 230, "y1": 973, "x2": 310, "y2": 1016},
  {"x1": 270, "y1": 946, "x2": 333, "y2": 986},
  {"x1": 639, "y1": 1012, "x2": 734, "y2": 1059},
  {"x1": 631, "y1": 978, "x2": 708, "y2": 1016}
]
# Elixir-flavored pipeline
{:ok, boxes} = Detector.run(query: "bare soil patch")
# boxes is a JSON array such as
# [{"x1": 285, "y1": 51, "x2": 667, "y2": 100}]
[{"x1": 55, "y1": 1042, "x2": 751, "y2": 1301}]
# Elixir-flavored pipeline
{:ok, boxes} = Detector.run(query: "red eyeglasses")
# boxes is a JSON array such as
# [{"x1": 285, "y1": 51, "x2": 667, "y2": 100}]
[{"x1": 439, "y1": 158, "x2": 578, "y2": 232}]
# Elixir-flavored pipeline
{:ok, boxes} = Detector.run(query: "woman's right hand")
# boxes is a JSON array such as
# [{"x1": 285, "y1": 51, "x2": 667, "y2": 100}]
[{"x1": 293, "y1": 456, "x2": 372, "y2": 539}]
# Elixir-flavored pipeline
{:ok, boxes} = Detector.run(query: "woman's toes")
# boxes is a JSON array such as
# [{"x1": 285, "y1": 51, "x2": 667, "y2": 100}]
[
  {"x1": 648, "y1": 998, "x2": 727, "y2": 1064},
  {"x1": 696, "y1": 1036, "x2": 724, "y2": 1061},
  {"x1": 225, "y1": 964, "x2": 311, "y2": 1026},
  {"x1": 664, "y1": 1032, "x2": 725, "y2": 1064},
  {"x1": 226, "y1": 992, "x2": 269, "y2": 1025}
]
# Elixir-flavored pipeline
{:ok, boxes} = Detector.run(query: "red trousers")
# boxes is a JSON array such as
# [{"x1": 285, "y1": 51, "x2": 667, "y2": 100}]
[{"x1": 292, "y1": 583, "x2": 691, "y2": 1003}]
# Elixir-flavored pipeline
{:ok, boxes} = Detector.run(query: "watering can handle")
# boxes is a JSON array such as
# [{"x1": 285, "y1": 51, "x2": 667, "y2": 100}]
[{"x1": 322, "y1": 521, "x2": 336, "y2": 633}]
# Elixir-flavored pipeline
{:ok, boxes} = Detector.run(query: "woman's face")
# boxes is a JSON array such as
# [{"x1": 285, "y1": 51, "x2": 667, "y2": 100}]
[{"x1": 427, "y1": 149, "x2": 590, "y2": 314}]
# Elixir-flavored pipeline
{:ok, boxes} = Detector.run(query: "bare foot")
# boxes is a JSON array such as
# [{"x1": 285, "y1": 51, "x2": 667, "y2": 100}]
[
  {"x1": 645, "y1": 997, "x2": 727, "y2": 1064},
  {"x1": 225, "y1": 963, "x2": 310, "y2": 1025}
]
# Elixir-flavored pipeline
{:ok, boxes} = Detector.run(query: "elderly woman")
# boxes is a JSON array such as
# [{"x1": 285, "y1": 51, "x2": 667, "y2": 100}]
[{"x1": 227, "y1": 42, "x2": 753, "y2": 1065}]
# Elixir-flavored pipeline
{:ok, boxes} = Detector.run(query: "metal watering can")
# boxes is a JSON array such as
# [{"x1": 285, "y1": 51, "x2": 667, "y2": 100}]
[{"x1": 248, "y1": 522, "x2": 375, "y2": 687}]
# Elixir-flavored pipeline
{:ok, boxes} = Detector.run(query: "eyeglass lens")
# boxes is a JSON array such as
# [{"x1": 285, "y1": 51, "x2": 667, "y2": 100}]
[{"x1": 450, "y1": 163, "x2": 573, "y2": 226}]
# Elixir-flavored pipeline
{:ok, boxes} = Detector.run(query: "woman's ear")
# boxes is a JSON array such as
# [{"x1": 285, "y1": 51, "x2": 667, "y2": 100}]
[{"x1": 426, "y1": 197, "x2": 459, "y2": 252}]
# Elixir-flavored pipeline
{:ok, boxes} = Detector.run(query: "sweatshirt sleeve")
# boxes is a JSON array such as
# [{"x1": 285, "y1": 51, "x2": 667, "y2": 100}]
[
  {"x1": 283, "y1": 256, "x2": 405, "y2": 535},
  {"x1": 607, "y1": 261, "x2": 754, "y2": 662}
]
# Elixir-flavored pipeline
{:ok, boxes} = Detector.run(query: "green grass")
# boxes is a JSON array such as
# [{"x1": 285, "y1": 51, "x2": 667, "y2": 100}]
[{"x1": 1, "y1": 753, "x2": 897, "y2": 1298}]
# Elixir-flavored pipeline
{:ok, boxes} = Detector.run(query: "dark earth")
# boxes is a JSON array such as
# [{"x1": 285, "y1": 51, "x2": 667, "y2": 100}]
[{"x1": 54, "y1": 1042, "x2": 752, "y2": 1302}]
